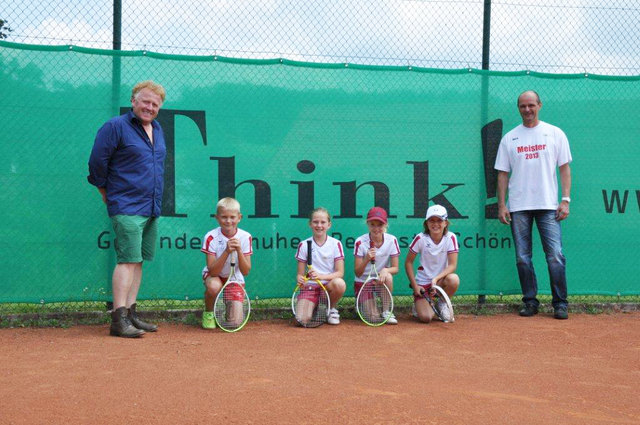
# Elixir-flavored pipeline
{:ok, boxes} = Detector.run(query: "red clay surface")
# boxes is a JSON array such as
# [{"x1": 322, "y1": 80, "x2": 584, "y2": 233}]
[{"x1": 2, "y1": 313, "x2": 639, "y2": 425}]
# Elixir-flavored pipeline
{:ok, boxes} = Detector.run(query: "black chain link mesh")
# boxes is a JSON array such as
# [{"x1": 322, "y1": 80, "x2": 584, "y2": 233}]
[{"x1": 4, "y1": 1, "x2": 639, "y2": 73}]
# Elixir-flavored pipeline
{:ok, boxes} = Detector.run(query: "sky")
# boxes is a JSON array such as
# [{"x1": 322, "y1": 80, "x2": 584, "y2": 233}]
[{"x1": 3, "y1": 0, "x2": 639, "y2": 75}]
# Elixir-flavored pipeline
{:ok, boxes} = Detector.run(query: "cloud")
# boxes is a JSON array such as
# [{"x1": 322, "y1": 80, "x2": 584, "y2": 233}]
[
  {"x1": 5, "y1": 0, "x2": 639, "y2": 74},
  {"x1": 22, "y1": 17, "x2": 111, "y2": 49}
]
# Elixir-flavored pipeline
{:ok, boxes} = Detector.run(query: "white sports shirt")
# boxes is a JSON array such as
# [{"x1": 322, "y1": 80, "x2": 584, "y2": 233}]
[
  {"x1": 494, "y1": 121, "x2": 572, "y2": 212},
  {"x1": 408, "y1": 232, "x2": 459, "y2": 285},
  {"x1": 295, "y1": 236, "x2": 345, "y2": 284},
  {"x1": 353, "y1": 233, "x2": 401, "y2": 282},
  {"x1": 201, "y1": 227, "x2": 253, "y2": 282}
]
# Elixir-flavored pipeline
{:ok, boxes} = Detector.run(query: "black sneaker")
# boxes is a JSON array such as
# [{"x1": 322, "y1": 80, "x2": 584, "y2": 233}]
[
  {"x1": 554, "y1": 306, "x2": 569, "y2": 320},
  {"x1": 519, "y1": 304, "x2": 538, "y2": 317}
]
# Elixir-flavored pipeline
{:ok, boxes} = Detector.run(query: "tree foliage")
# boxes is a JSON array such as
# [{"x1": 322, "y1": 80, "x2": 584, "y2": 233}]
[{"x1": 1, "y1": 19, "x2": 12, "y2": 39}]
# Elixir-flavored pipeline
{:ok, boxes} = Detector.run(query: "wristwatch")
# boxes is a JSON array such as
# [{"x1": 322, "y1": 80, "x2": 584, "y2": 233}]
[{"x1": 561, "y1": 196, "x2": 571, "y2": 203}]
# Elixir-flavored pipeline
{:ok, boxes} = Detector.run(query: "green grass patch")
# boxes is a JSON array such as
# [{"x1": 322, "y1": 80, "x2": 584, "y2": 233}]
[{"x1": 1, "y1": 294, "x2": 638, "y2": 328}]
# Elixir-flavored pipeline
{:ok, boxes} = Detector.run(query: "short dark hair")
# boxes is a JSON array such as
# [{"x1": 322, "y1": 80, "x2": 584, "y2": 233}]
[{"x1": 517, "y1": 90, "x2": 541, "y2": 106}]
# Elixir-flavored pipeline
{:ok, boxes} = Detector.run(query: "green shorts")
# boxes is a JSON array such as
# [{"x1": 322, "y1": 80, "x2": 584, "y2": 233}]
[{"x1": 110, "y1": 215, "x2": 159, "y2": 263}]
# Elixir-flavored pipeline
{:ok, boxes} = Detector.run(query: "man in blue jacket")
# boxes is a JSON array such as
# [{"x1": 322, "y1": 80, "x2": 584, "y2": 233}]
[{"x1": 88, "y1": 80, "x2": 167, "y2": 337}]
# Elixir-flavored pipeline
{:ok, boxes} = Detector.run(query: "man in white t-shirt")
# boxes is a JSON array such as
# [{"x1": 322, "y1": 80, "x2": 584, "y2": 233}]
[{"x1": 494, "y1": 90, "x2": 572, "y2": 320}]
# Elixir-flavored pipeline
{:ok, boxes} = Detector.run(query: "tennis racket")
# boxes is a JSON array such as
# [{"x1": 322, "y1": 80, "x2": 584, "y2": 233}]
[
  {"x1": 213, "y1": 251, "x2": 251, "y2": 332},
  {"x1": 356, "y1": 242, "x2": 394, "y2": 326},
  {"x1": 291, "y1": 240, "x2": 330, "y2": 328},
  {"x1": 419, "y1": 284, "x2": 454, "y2": 323}
]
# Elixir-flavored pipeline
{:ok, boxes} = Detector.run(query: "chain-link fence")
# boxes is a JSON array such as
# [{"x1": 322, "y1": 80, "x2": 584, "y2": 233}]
[
  {"x1": 3, "y1": 0, "x2": 640, "y2": 74},
  {"x1": 1, "y1": 1, "x2": 639, "y2": 322}
]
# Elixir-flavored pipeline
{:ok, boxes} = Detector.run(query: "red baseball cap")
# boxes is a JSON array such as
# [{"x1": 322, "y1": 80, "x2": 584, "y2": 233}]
[{"x1": 366, "y1": 207, "x2": 388, "y2": 224}]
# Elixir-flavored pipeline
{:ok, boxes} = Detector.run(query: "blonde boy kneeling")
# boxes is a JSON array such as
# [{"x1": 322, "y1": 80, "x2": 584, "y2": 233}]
[{"x1": 200, "y1": 198, "x2": 253, "y2": 329}]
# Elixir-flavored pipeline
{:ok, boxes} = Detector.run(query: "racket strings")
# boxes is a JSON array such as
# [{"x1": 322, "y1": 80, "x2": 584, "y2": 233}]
[
  {"x1": 357, "y1": 279, "x2": 393, "y2": 325},
  {"x1": 430, "y1": 289, "x2": 454, "y2": 322},
  {"x1": 313, "y1": 290, "x2": 329, "y2": 325},
  {"x1": 293, "y1": 284, "x2": 329, "y2": 328},
  {"x1": 432, "y1": 296, "x2": 443, "y2": 319},
  {"x1": 214, "y1": 282, "x2": 250, "y2": 331}
]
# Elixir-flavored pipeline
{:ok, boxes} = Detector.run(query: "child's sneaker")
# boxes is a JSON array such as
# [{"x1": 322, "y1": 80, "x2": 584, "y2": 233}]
[
  {"x1": 327, "y1": 308, "x2": 340, "y2": 325},
  {"x1": 382, "y1": 311, "x2": 398, "y2": 325},
  {"x1": 411, "y1": 303, "x2": 418, "y2": 318},
  {"x1": 202, "y1": 311, "x2": 216, "y2": 329}
]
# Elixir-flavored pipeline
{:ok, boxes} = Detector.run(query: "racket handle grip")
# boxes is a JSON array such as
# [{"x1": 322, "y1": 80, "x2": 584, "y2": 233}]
[
  {"x1": 306, "y1": 239, "x2": 313, "y2": 266},
  {"x1": 369, "y1": 241, "x2": 375, "y2": 264}
]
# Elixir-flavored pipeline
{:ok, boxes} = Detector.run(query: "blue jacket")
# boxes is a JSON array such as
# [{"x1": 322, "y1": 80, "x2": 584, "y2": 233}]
[{"x1": 87, "y1": 110, "x2": 166, "y2": 217}]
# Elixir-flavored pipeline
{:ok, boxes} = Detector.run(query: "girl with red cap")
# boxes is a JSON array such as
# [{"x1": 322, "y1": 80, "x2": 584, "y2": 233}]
[{"x1": 353, "y1": 207, "x2": 401, "y2": 324}]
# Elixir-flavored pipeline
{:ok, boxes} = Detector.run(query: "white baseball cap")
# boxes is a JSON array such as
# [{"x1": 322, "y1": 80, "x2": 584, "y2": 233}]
[{"x1": 425, "y1": 205, "x2": 448, "y2": 221}]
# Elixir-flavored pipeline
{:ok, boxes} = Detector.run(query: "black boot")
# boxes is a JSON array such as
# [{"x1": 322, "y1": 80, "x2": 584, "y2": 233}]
[
  {"x1": 110, "y1": 307, "x2": 145, "y2": 338},
  {"x1": 128, "y1": 303, "x2": 158, "y2": 332}
]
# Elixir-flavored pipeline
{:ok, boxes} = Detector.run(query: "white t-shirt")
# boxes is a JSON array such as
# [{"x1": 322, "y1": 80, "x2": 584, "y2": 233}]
[
  {"x1": 494, "y1": 121, "x2": 572, "y2": 212},
  {"x1": 353, "y1": 233, "x2": 401, "y2": 282},
  {"x1": 295, "y1": 236, "x2": 345, "y2": 284},
  {"x1": 408, "y1": 232, "x2": 459, "y2": 285},
  {"x1": 201, "y1": 227, "x2": 253, "y2": 281}
]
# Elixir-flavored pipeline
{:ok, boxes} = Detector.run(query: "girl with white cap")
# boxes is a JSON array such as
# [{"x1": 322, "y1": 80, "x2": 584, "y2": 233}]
[{"x1": 405, "y1": 204, "x2": 460, "y2": 323}]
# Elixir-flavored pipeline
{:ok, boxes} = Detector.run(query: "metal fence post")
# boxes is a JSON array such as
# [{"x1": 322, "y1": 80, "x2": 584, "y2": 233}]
[
  {"x1": 478, "y1": 0, "x2": 492, "y2": 306},
  {"x1": 106, "y1": 0, "x2": 122, "y2": 313}
]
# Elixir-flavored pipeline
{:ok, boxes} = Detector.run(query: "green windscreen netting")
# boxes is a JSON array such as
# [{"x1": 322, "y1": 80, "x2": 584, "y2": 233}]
[{"x1": 1, "y1": 41, "x2": 638, "y2": 303}]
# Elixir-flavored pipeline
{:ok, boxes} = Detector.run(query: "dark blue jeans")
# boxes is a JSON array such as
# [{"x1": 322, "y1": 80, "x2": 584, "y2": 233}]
[{"x1": 510, "y1": 210, "x2": 568, "y2": 308}]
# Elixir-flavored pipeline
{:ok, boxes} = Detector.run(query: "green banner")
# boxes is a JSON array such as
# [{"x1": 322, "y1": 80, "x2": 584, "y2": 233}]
[{"x1": 1, "y1": 41, "x2": 639, "y2": 303}]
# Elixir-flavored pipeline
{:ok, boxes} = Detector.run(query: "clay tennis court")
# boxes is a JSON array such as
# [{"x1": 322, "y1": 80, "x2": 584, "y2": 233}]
[{"x1": 2, "y1": 312, "x2": 639, "y2": 424}]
